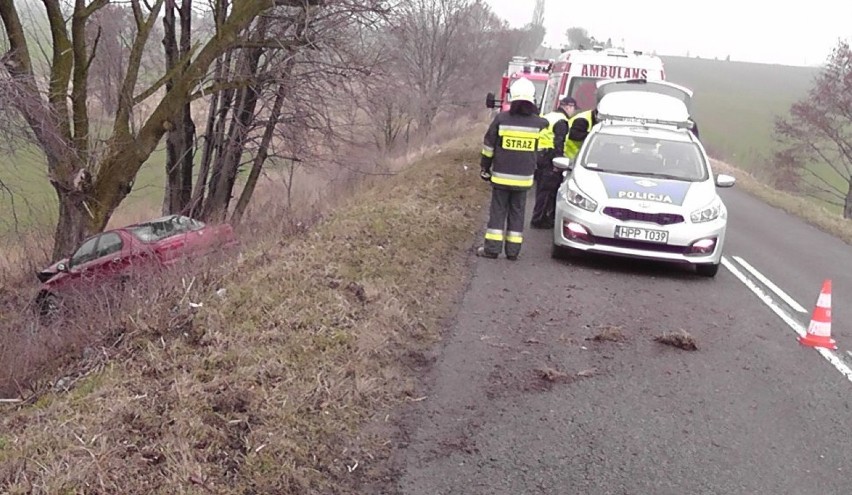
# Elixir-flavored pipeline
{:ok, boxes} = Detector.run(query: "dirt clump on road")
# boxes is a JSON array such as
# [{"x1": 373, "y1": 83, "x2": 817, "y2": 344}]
[{"x1": 654, "y1": 329, "x2": 698, "y2": 351}]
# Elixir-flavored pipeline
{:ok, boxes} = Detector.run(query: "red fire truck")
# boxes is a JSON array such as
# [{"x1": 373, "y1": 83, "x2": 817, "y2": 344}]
[{"x1": 486, "y1": 56, "x2": 553, "y2": 112}]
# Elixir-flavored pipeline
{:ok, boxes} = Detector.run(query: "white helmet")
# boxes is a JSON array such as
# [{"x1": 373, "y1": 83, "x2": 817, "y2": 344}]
[{"x1": 508, "y1": 77, "x2": 536, "y2": 104}]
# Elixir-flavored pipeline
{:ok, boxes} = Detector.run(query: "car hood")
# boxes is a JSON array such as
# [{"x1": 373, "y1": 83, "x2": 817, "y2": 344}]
[
  {"x1": 573, "y1": 166, "x2": 718, "y2": 212},
  {"x1": 37, "y1": 258, "x2": 69, "y2": 283}
]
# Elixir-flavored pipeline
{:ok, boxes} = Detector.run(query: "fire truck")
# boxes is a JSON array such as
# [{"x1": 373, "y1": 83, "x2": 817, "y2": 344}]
[
  {"x1": 538, "y1": 47, "x2": 666, "y2": 114},
  {"x1": 485, "y1": 56, "x2": 553, "y2": 112}
]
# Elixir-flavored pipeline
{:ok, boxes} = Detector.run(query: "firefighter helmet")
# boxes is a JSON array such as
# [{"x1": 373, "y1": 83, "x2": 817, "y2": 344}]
[{"x1": 508, "y1": 77, "x2": 536, "y2": 104}]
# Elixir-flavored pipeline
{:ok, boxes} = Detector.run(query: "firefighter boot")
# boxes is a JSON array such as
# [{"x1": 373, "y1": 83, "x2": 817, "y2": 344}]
[{"x1": 476, "y1": 247, "x2": 498, "y2": 259}]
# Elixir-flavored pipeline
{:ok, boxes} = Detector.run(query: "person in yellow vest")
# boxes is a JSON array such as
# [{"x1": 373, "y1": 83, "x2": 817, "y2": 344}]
[
  {"x1": 531, "y1": 96, "x2": 578, "y2": 229},
  {"x1": 477, "y1": 78, "x2": 548, "y2": 260},
  {"x1": 566, "y1": 108, "x2": 598, "y2": 153}
]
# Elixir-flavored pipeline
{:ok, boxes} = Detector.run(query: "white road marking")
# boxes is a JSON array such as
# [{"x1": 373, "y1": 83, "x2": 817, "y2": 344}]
[
  {"x1": 731, "y1": 256, "x2": 808, "y2": 313},
  {"x1": 721, "y1": 256, "x2": 852, "y2": 384}
]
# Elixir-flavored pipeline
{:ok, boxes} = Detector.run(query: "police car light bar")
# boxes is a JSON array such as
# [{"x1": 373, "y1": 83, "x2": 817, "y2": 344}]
[{"x1": 598, "y1": 113, "x2": 694, "y2": 130}]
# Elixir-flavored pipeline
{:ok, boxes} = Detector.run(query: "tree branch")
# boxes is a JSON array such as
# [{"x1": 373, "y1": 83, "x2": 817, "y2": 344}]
[
  {"x1": 132, "y1": 44, "x2": 199, "y2": 105},
  {"x1": 113, "y1": 0, "x2": 165, "y2": 138},
  {"x1": 42, "y1": 0, "x2": 74, "y2": 142}
]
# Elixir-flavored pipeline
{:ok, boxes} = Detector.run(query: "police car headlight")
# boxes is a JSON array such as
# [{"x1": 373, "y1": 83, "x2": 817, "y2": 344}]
[
  {"x1": 562, "y1": 179, "x2": 598, "y2": 212},
  {"x1": 690, "y1": 198, "x2": 722, "y2": 223}
]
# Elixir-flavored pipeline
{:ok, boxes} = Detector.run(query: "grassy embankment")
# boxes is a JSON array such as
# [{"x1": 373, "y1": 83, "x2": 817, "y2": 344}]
[
  {"x1": 662, "y1": 55, "x2": 852, "y2": 243},
  {"x1": 0, "y1": 133, "x2": 489, "y2": 494}
]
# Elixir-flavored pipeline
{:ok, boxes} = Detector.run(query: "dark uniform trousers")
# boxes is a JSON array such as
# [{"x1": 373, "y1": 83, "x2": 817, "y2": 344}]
[
  {"x1": 484, "y1": 185, "x2": 527, "y2": 258},
  {"x1": 531, "y1": 152, "x2": 562, "y2": 227}
]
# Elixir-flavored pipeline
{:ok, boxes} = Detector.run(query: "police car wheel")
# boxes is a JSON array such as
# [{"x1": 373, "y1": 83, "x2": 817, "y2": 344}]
[{"x1": 695, "y1": 263, "x2": 720, "y2": 278}]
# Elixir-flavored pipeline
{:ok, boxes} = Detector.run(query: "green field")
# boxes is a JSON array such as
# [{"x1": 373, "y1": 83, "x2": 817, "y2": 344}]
[
  {"x1": 660, "y1": 56, "x2": 819, "y2": 171},
  {"x1": 0, "y1": 143, "x2": 168, "y2": 235}
]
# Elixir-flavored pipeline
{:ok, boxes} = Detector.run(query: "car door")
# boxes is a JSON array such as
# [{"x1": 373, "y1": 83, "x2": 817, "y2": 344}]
[
  {"x1": 68, "y1": 233, "x2": 125, "y2": 290},
  {"x1": 91, "y1": 232, "x2": 128, "y2": 281}
]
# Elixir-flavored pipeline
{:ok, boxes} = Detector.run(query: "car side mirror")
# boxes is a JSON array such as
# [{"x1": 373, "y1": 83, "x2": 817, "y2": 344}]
[
  {"x1": 553, "y1": 157, "x2": 573, "y2": 171},
  {"x1": 715, "y1": 173, "x2": 736, "y2": 188}
]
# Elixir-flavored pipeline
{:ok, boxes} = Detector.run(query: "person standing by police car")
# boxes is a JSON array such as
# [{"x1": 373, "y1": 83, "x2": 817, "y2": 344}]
[
  {"x1": 531, "y1": 96, "x2": 578, "y2": 229},
  {"x1": 477, "y1": 78, "x2": 548, "y2": 260}
]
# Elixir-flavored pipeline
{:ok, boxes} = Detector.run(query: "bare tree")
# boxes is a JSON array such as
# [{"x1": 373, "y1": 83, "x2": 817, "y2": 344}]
[
  {"x1": 0, "y1": 0, "x2": 313, "y2": 259},
  {"x1": 192, "y1": 0, "x2": 388, "y2": 222},
  {"x1": 390, "y1": 0, "x2": 529, "y2": 135},
  {"x1": 774, "y1": 39, "x2": 852, "y2": 218}
]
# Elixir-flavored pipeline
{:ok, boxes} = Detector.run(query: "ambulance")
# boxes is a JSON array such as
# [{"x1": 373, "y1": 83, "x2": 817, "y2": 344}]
[
  {"x1": 485, "y1": 56, "x2": 552, "y2": 112},
  {"x1": 539, "y1": 47, "x2": 666, "y2": 114}
]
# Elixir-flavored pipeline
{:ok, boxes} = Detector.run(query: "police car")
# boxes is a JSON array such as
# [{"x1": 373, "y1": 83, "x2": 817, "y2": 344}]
[{"x1": 551, "y1": 79, "x2": 735, "y2": 277}]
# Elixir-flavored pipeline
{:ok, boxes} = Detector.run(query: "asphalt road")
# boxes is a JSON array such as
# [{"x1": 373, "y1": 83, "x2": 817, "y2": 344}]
[{"x1": 395, "y1": 185, "x2": 852, "y2": 495}]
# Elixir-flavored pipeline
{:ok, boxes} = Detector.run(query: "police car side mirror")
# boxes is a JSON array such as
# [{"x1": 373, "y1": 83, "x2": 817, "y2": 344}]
[
  {"x1": 553, "y1": 157, "x2": 573, "y2": 171},
  {"x1": 715, "y1": 173, "x2": 736, "y2": 188}
]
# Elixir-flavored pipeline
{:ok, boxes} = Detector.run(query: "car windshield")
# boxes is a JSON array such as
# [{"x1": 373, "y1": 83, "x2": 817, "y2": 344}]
[
  {"x1": 581, "y1": 132, "x2": 708, "y2": 182},
  {"x1": 129, "y1": 215, "x2": 205, "y2": 242}
]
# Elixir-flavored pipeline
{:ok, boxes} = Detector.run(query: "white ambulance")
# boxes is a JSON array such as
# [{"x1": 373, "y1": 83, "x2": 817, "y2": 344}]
[{"x1": 539, "y1": 47, "x2": 666, "y2": 114}]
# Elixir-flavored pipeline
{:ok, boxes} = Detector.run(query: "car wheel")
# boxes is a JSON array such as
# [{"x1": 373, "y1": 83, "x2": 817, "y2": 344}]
[
  {"x1": 35, "y1": 292, "x2": 61, "y2": 323},
  {"x1": 551, "y1": 243, "x2": 573, "y2": 260},
  {"x1": 696, "y1": 263, "x2": 720, "y2": 278}
]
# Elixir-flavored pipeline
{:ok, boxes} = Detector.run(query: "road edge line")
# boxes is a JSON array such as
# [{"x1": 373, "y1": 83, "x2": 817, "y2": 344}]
[
  {"x1": 730, "y1": 256, "x2": 808, "y2": 313},
  {"x1": 721, "y1": 256, "x2": 852, "y2": 384}
]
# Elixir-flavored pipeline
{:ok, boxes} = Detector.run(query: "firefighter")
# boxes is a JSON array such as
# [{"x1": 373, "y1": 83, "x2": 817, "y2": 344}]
[
  {"x1": 477, "y1": 77, "x2": 548, "y2": 260},
  {"x1": 531, "y1": 96, "x2": 578, "y2": 229}
]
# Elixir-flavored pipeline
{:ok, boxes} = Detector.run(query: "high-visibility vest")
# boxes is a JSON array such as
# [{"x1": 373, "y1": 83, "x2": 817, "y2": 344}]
[
  {"x1": 538, "y1": 112, "x2": 568, "y2": 150},
  {"x1": 564, "y1": 110, "x2": 593, "y2": 159}
]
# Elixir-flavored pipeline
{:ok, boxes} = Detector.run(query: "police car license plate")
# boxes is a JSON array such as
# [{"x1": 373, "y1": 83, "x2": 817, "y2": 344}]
[{"x1": 614, "y1": 226, "x2": 669, "y2": 244}]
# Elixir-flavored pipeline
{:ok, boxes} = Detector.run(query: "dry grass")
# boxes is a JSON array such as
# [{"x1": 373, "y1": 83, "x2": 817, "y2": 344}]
[
  {"x1": 589, "y1": 325, "x2": 626, "y2": 343},
  {"x1": 0, "y1": 130, "x2": 488, "y2": 493},
  {"x1": 712, "y1": 159, "x2": 852, "y2": 245}
]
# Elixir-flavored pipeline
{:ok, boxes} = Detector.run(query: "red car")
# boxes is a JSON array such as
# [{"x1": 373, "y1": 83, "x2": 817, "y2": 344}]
[{"x1": 35, "y1": 214, "x2": 238, "y2": 317}]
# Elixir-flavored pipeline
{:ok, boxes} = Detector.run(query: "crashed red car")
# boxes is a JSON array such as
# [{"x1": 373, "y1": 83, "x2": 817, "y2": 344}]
[{"x1": 35, "y1": 214, "x2": 238, "y2": 317}]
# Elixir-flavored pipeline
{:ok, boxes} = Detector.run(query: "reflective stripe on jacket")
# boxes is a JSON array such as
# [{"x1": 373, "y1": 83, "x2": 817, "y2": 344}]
[{"x1": 480, "y1": 111, "x2": 548, "y2": 190}]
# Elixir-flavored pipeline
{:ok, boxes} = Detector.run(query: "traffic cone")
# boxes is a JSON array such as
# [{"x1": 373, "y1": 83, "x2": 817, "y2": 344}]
[{"x1": 798, "y1": 279, "x2": 837, "y2": 350}]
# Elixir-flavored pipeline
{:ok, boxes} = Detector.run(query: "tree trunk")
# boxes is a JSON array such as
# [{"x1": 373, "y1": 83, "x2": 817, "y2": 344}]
[
  {"x1": 52, "y1": 184, "x2": 89, "y2": 260},
  {"x1": 203, "y1": 82, "x2": 259, "y2": 221},
  {"x1": 231, "y1": 82, "x2": 286, "y2": 225},
  {"x1": 191, "y1": 50, "x2": 235, "y2": 218},
  {"x1": 844, "y1": 181, "x2": 852, "y2": 219},
  {"x1": 162, "y1": 0, "x2": 195, "y2": 215},
  {"x1": 201, "y1": 26, "x2": 266, "y2": 222}
]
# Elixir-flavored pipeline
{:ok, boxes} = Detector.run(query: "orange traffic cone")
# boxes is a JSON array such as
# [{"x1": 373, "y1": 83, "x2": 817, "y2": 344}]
[{"x1": 798, "y1": 279, "x2": 837, "y2": 350}]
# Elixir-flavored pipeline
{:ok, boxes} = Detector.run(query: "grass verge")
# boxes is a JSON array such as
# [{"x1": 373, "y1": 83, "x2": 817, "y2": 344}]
[
  {"x1": 0, "y1": 134, "x2": 488, "y2": 494},
  {"x1": 712, "y1": 159, "x2": 852, "y2": 245}
]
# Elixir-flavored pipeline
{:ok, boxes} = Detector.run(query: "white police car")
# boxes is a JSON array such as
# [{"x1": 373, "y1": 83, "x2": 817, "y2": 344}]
[{"x1": 551, "y1": 79, "x2": 735, "y2": 277}]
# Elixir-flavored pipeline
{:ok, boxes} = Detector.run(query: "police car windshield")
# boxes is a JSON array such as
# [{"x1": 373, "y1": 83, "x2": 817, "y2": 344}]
[{"x1": 582, "y1": 133, "x2": 707, "y2": 182}]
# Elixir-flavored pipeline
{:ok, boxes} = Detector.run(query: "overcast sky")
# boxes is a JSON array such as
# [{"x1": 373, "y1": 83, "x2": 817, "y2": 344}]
[{"x1": 483, "y1": 0, "x2": 852, "y2": 67}]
